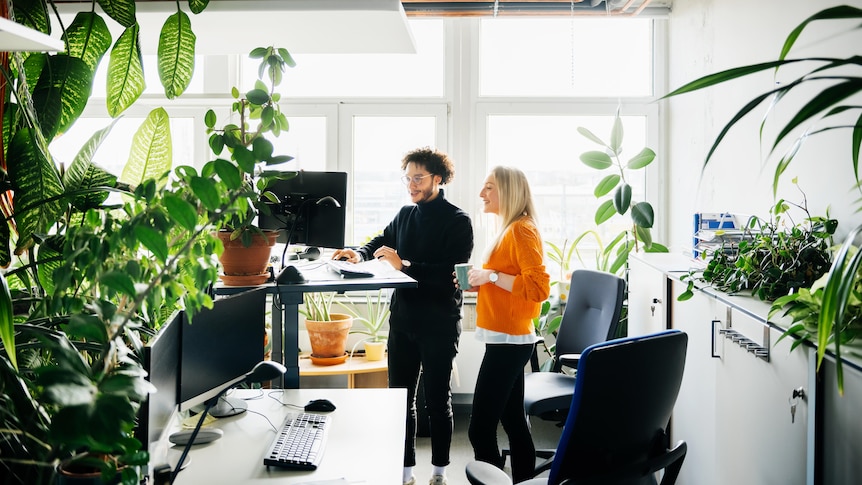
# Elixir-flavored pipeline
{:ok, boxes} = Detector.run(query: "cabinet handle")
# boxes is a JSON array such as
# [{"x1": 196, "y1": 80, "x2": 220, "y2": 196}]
[{"x1": 711, "y1": 319, "x2": 721, "y2": 358}]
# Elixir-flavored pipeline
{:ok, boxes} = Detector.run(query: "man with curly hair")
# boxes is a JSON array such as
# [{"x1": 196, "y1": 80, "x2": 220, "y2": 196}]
[{"x1": 333, "y1": 147, "x2": 474, "y2": 485}]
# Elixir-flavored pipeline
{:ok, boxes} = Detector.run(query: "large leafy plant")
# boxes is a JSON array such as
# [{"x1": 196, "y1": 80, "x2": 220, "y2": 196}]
[
  {"x1": 0, "y1": 38, "x2": 296, "y2": 485},
  {"x1": 577, "y1": 108, "x2": 669, "y2": 269},
  {"x1": 662, "y1": 5, "x2": 862, "y2": 392},
  {"x1": 205, "y1": 46, "x2": 298, "y2": 246}
]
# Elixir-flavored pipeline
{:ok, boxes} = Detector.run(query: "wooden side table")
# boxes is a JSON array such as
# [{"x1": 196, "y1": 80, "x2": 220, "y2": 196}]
[{"x1": 298, "y1": 353, "x2": 388, "y2": 388}]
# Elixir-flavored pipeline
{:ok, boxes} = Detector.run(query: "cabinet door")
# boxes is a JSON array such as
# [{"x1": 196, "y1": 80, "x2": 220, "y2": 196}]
[
  {"x1": 670, "y1": 281, "x2": 719, "y2": 485},
  {"x1": 627, "y1": 256, "x2": 668, "y2": 337},
  {"x1": 714, "y1": 309, "x2": 810, "y2": 484}
]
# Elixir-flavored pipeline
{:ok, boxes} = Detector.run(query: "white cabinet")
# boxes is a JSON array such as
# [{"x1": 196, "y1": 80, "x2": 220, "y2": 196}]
[
  {"x1": 630, "y1": 254, "x2": 811, "y2": 485},
  {"x1": 669, "y1": 280, "x2": 719, "y2": 485},
  {"x1": 713, "y1": 307, "x2": 809, "y2": 485},
  {"x1": 627, "y1": 255, "x2": 668, "y2": 337}
]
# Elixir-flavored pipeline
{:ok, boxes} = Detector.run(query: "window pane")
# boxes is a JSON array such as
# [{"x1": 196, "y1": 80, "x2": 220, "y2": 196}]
[
  {"x1": 352, "y1": 116, "x2": 437, "y2": 245},
  {"x1": 486, "y1": 114, "x2": 647, "y2": 270},
  {"x1": 271, "y1": 116, "x2": 328, "y2": 172},
  {"x1": 241, "y1": 20, "x2": 444, "y2": 97},
  {"x1": 480, "y1": 18, "x2": 652, "y2": 97}
]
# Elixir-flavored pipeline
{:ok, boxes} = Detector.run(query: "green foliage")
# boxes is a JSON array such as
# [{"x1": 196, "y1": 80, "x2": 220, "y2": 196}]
[
  {"x1": 205, "y1": 46, "x2": 298, "y2": 246},
  {"x1": 0, "y1": 19, "x2": 296, "y2": 482},
  {"x1": 338, "y1": 290, "x2": 391, "y2": 342},
  {"x1": 300, "y1": 292, "x2": 338, "y2": 322},
  {"x1": 679, "y1": 185, "x2": 835, "y2": 303}
]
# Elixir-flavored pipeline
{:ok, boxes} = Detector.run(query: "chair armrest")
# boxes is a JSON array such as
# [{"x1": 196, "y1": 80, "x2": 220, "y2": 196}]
[
  {"x1": 466, "y1": 461, "x2": 513, "y2": 485},
  {"x1": 558, "y1": 353, "x2": 581, "y2": 368}
]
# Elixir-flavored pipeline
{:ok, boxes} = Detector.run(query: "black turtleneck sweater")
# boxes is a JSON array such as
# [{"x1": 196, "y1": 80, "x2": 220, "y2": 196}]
[{"x1": 357, "y1": 189, "x2": 473, "y2": 337}]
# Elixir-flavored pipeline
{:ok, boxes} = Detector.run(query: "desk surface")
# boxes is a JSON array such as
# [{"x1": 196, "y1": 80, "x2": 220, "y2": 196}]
[
  {"x1": 171, "y1": 388, "x2": 406, "y2": 484},
  {"x1": 217, "y1": 259, "x2": 417, "y2": 295}
]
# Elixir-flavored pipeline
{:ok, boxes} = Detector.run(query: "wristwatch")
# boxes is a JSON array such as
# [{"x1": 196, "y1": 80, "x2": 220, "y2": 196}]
[
  {"x1": 401, "y1": 260, "x2": 411, "y2": 269},
  {"x1": 489, "y1": 271, "x2": 499, "y2": 284}
]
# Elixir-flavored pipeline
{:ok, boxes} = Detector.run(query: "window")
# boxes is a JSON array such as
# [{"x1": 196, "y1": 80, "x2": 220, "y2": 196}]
[
  {"x1": 479, "y1": 17, "x2": 653, "y2": 97},
  {"x1": 241, "y1": 19, "x2": 445, "y2": 97}
]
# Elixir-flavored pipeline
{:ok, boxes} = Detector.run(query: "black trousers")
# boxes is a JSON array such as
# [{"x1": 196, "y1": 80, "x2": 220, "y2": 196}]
[
  {"x1": 468, "y1": 343, "x2": 536, "y2": 483},
  {"x1": 387, "y1": 327, "x2": 459, "y2": 468}
]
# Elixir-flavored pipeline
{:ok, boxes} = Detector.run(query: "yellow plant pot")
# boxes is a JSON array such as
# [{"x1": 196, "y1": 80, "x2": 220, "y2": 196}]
[{"x1": 364, "y1": 340, "x2": 386, "y2": 361}]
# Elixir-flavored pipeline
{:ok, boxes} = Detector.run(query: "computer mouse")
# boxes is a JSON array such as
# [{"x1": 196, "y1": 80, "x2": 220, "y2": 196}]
[
  {"x1": 276, "y1": 265, "x2": 306, "y2": 284},
  {"x1": 304, "y1": 398, "x2": 336, "y2": 412},
  {"x1": 338, "y1": 256, "x2": 350, "y2": 261}
]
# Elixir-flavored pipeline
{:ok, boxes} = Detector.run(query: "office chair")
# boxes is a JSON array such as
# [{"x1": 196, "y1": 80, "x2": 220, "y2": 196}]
[
  {"x1": 515, "y1": 269, "x2": 625, "y2": 473},
  {"x1": 466, "y1": 330, "x2": 689, "y2": 485}
]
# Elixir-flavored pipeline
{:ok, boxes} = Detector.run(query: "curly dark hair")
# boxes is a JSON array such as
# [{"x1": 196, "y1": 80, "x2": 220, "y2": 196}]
[{"x1": 400, "y1": 147, "x2": 455, "y2": 185}]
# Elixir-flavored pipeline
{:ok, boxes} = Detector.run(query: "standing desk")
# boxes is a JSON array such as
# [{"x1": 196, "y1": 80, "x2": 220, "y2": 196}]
[
  {"x1": 170, "y1": 388, "x2": 406, "y2": 484},
  {"x1": 216, "y1": 260, "x2": 416, "y2": 388}
]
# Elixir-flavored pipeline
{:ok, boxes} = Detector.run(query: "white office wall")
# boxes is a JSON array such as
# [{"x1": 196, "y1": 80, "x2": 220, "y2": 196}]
[{"x1": 665, "y1": 0, "x2": 862, "y2": 252}]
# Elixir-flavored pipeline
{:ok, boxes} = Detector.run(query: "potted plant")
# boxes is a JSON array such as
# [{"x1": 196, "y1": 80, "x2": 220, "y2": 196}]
[
  {"x1": 662, "y1": 5, "x2": 862, "y2": 393},
  {"x1": 299, "y1": 292, "x2": 353, "y2": 362},
  {"x1": 338, "y1": 289, "x2": 391, "y2": 361},
  {"x1": 205, "y1": 46, "x2": 298, "y2": 286},
  {"x1": 678, "y1": 182, "x2": 836, "y2": 302}
]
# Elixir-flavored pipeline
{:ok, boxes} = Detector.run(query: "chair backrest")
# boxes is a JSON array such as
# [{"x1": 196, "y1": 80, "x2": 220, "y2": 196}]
[
  {"x1": 547, "y1": 330, "x2": 688, "y2": 485},
  {"x1": 552, "y1": 269, "x2": 626, "y2": 373}
]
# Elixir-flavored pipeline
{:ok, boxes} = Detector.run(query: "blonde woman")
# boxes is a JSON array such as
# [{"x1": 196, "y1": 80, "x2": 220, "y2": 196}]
[{"x1": 465, "y1": 166, "x2": 550, "y2": 482}]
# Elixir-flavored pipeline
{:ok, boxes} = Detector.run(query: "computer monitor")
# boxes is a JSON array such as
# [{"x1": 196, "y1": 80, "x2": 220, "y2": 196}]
[
  {"x1": 179, "y1": 287, "x2": 267, "y2": 417},
  {"x1": 139, "y1": 310, "x2": 182, "y2": 449},
  {"x1": 257, "y1": 171, "x2": 347, "y2": 250}
]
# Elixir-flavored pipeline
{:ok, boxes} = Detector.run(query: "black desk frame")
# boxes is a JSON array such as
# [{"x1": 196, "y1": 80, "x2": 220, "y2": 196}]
[{"x1": 216, "y1": 268, "x2": 416, "y2": 388}]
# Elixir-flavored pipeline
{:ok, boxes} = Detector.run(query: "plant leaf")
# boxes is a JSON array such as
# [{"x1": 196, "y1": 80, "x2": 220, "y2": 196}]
[
  {"x1": 97, "y1": 0, "x2": 137, "y2": 28},
  {"x1": 64, "y1": 12, "x2": 113, "y2": 74},
  {"x1": 106, "y1": 23, "x2": 145, "y2": 117},
  {"x1": 580, "y1": 150, "x2": 613, "y2": 170},
  {"x1": 0, "y1": 273, "x2": 15, "y2": 371},
  {"x1": 594, "y1": 174, "x2": 620, "y2": 197},
  {"x1": 594, "y1": 200, "x2": 616, "y2": 225},
  {"x1": 7, "y1": 128, "x2": 65, "y2": 254},
  {"x1": 627, "y1": 147, "x2": 656, "y2": 170},
  {"x1": 120, "y1": 108, "x2": 172, "y2": 188},
  {"x1": 31, "y1": 55, "x2": 92, "y2": 140},
  {"x1": 63, "y1": 119, "x2": 120, "y2": 211},
  {"x1": 613, "y1": 184, "x2": 631, "y2": 215},
  {"x1": 631, "y1": 201, "x2": 655, "y2": 228},
  {"x1": 158, "y1": 11, "x2": 196, "y2": 99}
]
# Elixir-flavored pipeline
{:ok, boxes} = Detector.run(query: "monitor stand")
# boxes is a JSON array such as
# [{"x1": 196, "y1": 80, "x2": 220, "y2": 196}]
[{"x1": 208, "y1": 395, "x2": 248, "y2": 418}]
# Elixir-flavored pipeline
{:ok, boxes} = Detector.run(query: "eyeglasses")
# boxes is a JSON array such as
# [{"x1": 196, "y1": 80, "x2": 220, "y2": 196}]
[{"x1": 401, "y1": 174, "x2": 433, "y2": 185}]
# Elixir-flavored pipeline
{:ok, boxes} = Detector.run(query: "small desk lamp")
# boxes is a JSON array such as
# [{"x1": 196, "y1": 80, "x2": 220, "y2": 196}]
[{"x1": 168, "y1": 360, "x2": 287, "y2": 484}]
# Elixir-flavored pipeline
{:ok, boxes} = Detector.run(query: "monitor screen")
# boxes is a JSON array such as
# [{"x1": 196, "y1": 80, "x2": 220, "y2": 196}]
[
  {"x1": 257, "y1": 171, "x2": 347, "y2": 249},
  {"x1": 139, "y1": 310, "x2": 182, "y2": 449},
  {"x1": 179, "y1": 287, "x2": 267, "y2": 416}
]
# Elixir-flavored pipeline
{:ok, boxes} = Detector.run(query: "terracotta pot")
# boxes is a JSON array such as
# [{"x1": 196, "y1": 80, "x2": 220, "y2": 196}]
[
  {"x1": 364, "y1": 340, "x2": 386, "y2": 361},
  {"x1": 56, "y1": 454, "x2": 123, "y2": 485},
  {"x1": 216, "y1": 230, "x2": 278, "y2": 285},
  {"x1": 305, "y1": 313, "x2": 353, "y2": 358}
]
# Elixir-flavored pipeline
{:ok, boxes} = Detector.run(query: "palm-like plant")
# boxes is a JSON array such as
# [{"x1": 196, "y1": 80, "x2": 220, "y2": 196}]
[{"x1": 662, "y1": 5, "x2": 862, "y2": 394}]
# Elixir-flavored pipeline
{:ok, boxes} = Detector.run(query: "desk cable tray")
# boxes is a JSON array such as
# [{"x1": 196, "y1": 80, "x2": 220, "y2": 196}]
[{"x1": 263, "y1": 412, "x2": 331, "y2": 470}]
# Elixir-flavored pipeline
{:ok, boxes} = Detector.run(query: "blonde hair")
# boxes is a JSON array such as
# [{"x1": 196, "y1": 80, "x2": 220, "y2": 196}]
[{"x1": 484, "y1": 166, "x2": 538, "y2": 261}]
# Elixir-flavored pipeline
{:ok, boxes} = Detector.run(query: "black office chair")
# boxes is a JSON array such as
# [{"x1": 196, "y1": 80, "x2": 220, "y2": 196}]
[
  {"x1": 514, "y1": 269, "x2": 625, "y2": 473},
  {"x1": 466, "y1": 330, "x2": 689, "y2": 485}
]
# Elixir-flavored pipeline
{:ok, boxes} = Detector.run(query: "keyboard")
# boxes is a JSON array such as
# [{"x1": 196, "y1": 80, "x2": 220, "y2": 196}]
[
  {"x1": 263, "y1": 412, "x2": 331, "y2": 470},
  {"x1": 325, "y1": 259, "x2": 374, "y2": 279}
]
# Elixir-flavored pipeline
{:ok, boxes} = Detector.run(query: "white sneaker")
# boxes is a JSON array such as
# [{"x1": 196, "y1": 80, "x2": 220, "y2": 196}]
[
  {"x1": 429, "y1": 475, "x2": 447, "y2": 485},
  {"x1": 403, "y1": 476, "x2": 416, "y2": 485}
]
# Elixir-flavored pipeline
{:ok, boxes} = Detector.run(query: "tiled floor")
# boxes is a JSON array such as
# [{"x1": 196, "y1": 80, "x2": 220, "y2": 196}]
[{"x1": 411, "y1": 404, "x2": 562, "y2": 485}]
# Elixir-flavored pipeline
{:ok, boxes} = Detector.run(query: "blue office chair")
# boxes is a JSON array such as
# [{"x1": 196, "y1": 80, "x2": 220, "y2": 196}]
[
  {"x1": 467, "y1": 330, "x2": 689, "y2": 485},
  {"x1": 514, "y1": 269, "x2": 625, "y2": 474}
]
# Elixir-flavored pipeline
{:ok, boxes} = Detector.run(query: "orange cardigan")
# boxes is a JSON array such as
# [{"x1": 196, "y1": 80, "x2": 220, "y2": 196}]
[{"x1": 475, "y1": 218, "x2": 550, "y2": 336}]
